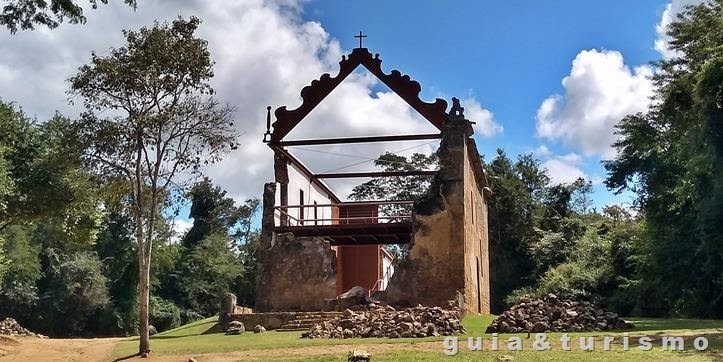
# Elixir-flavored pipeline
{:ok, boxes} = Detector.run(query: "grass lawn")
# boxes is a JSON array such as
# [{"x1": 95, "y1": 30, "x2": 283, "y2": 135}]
[{"x1": 112, "y1": 315, "x2": 723, "y2": 361}]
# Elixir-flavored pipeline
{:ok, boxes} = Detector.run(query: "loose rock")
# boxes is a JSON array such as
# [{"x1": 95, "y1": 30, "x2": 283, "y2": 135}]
[
  {"x1": 0, "y1": 318, "x2": 40, "y2": 338},
  {"x1": 485, "y1": 294, "x2": 635, "y2": 333},
  {"x1": 302, "y1": 304, "x2": 464, "y2": 339},
  {"x1": 253, "y1": 325, "x2": 266, "y2": 333},
  {"x1": 347, "y1": 349, "x2": 371, "y2": 361},
  {"x1": 226, "y1": 321, "x2": 246, "y2": 335}
]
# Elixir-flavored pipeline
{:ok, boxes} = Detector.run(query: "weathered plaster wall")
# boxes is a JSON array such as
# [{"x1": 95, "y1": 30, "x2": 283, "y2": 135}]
[
  {"x1": 275, "y1": 162, "x2": 334, "y2": 225},
  {"x1": 385, "y1": 117, "x2": 490, "y2": 315},
  {"x1": 462, "y1": 138, "x2": 491, "y2": 314}
]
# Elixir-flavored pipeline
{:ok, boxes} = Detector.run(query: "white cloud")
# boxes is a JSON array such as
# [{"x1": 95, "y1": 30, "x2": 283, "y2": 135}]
[
  {"x1": 0, "y1": 0, "x2": 494, "y2": 202},
  {"x1": 462, "y1": 97, "x2": 503, "y2": 138},
  {"x1": 533, "y1": 145, "x2": 553, "y2": 158},
  {"x1": 170, "y1": 218, "x2": 193, "y2": 244},
  {"x1": 535, "y1": 49, "x2": 654, "y2": 159},
  {"x1": 655, "y1": 0, "x2": 704, "y2": 59},
  {"x1": 541, "y1": 153, "x2": 587, "y2": 185}
]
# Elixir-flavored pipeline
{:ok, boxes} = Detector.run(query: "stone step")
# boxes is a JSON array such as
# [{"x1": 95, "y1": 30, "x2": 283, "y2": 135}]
[
  {"x1": 294, "y1": 312, "x2": 342, "y2": 316},
  {"x1": 283, "y1": 320, "x2": 328, "y2": 326},
  {"x1": 285, "y1": 320, "x2": 331, "y2": 326},
  {"x1": 280, "y1": 320, "x2": 330, "y2": 327},
  {"x1": 275, "y1": 327, "x2": 310, "y2": 332},
  {"x1": 276, "y1": 311, "x2": 342, "y2": 332},
  {"x1": 294, "y1": 315, "x2": 341, "y2": 320}
]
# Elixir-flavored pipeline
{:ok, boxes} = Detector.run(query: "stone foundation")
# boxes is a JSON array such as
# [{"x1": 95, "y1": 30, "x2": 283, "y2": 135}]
[
  {"x1": 219, "y1": 312, "x2": 295, "y2": 331},
  {"x1": 254, "y1": 232, "x2": 337, "y2": 312}
]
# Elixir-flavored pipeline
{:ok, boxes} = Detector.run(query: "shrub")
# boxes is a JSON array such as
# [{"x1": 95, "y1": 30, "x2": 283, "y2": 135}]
[
  {"x1": 180, "y1": 308, "x2": 204, "y2": 325},
  {"x1": 150, "y1": 296, "x2": 181, "y2": 332}
]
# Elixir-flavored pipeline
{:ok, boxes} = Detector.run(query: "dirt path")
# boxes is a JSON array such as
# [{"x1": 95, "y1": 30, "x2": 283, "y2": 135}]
[
  {"x1": 134, "y1": 342, "x2": 443, "y2": 362},
  {"x1": 0, "y1": 335, "x2": 122, "y2": 362},
  {"x1": 0, "y1": 336, "x2": 442, "y2": 362}
]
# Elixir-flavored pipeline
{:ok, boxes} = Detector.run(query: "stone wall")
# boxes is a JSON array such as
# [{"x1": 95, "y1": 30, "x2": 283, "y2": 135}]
[
  {"x1": 220, "y1": 312, "x2": 296, "y2": 330},
  {"x1": 384, "y1": 116, "x2": 490, "y2": 315},
  {"x1": 463, "y1": 138, "x2": 491, "y2": 314},
  {"x1": 255, "y1": 233, "x2": 337, "y2": 311},
  {"x1": 255, "y1": 183, "x2": 337, "y2": 312}
]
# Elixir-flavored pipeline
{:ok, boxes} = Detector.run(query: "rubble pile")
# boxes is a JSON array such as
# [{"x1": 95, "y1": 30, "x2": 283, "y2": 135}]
[
  {"x1": 302, "y1": 304, "x2": 465, "y2": 339},
  {"x1": 0, "y1": 318, "x2": 39, "y2": 337},
  {"x1": 485, "y1": 294, "x2": 634, "y2": 333}
]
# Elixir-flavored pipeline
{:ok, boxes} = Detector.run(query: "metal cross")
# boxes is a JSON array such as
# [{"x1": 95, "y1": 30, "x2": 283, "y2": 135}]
[{"x1": 354, "y1": 31, "x2": 367, "y2": 48}]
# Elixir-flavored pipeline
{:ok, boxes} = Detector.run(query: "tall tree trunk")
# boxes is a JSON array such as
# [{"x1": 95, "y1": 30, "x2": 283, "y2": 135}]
[
  {"x1": 135, "y1": 211, "x2": 150, "y2": 355},
  {"x1": 138, "y1": 252, "x2": 151, "y2": 355},
  {"x1": 134, "y1": 131, "x2": 150, "y2": 356},
  {"x1": 139, "y1": 194, "x2": 157, "y2": 356}
]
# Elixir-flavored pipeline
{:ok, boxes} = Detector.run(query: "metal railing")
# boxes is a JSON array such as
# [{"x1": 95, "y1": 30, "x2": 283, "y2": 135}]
[
  {"x1": 273, "y1": 200, "x2": 414, "y2": 227},
  {"x1": 368, "y1": 258, "x2": 396, "y2": 296}
]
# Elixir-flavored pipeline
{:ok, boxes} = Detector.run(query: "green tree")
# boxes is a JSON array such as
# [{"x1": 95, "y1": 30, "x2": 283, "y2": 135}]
[
  {"x1": 39, "y1": 249, "x2": 110, "y2": 335},
  {"x1": 0, "y1": 141, "x2": 9, "y2": 283},
  {"x1": 1, "y1": 0, "x2": 137, "y2": 33},
  {"x1": 0, "y1": 146, "x2": 12, "y2": 216},
  {"x1": 95, "y1": 212, "x2": 138, "y2": 334},
  {"x1": 178, "y1": 178, "x2": 259, "y2": 308},
  {"x1": 0, "y1": 225, "x2": 42, "y2": 310},
  {"x1": 183, "y1": 178, "x2": 259, "y2": 249},
  {"x1": 349, "y1": 152, "x2": 438, "y2": 215},
  {"x1": 0, "y1": 103, "x2": 94, "y2": 232},
  {"x1": 173, "y1": 233, "x2": 243, "y2": 316},
  {"x1": 68, "y1": 17, "x2": 237, "y2": 354},
  {"x1": 485, "y1": 149, "x2": 548, "y2": 312},
  {"x1": 570, "y1": 178, "x2": 594, "y2": 215},
  {"x1": 604, "y1": 0, "x2": 723, "y2": 317},
  {"x1": 234, "y1": 233, "x2": 260, "y2": 307}
]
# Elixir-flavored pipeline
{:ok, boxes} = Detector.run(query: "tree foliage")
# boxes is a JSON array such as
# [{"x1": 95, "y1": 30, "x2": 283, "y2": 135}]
[
  {"x1": 349, "y1": 152, "x2": 438, "y2": 214},
  {"x1": 0, "y1": 102, "x2": 95, "y2": 232},
  {"x1": 1, "y1": 0, "x2": 136, "y2": 33},
  {"x1": 173, "y1": 233, "x2": 244, "y2": 316},
  {"x1": 604, "y1": 0, "x2": 723, "y2": 317},
  {"x1": 183, "y1": 178, "x2": 259, "y2": 249},
  {"x1": 484, "y1": 150, "x2": 547, "y2": 312},
  {"x1": 40, "y1": 249, "x2": 110, "y2": 335}
]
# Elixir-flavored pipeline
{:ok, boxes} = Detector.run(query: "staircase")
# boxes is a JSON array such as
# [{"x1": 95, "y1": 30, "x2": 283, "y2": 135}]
[{"x1": 276, "y1": 311, "x2": 342, "y2": 332}]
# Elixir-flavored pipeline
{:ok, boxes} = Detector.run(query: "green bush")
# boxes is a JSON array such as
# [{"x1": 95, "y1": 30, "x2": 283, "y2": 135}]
[
  {"x1": 537, "y1": 261, "x2": 605, "y2": 301},
  {"x1": 180, "y1": 308, "x2": 204, "y2": 325},
  {"x1": 150, "y1": 296, "x2": 181, "y2": 332},
  {"x1": 503, "y1": 286, "x2": 536, "y2": 307}
]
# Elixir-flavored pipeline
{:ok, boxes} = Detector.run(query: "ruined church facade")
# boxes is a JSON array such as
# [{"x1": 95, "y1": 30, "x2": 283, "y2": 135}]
[{"x1": 255, "y1": 46, "x2": 491, "y2": 315}]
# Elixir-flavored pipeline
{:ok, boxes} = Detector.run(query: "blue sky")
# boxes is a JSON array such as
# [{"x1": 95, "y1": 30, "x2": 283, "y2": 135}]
[
  {"x1": 0, "y1": 0, "x2": 698, "y2": 231},
  {"x1": 299, "y1": 0, "x2": 671, "y2": 208}
]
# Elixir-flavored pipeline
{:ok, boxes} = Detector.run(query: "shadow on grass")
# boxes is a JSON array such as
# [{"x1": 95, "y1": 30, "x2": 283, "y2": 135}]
[
  {"x1": 150, "y1": 323, "x2": 223, "y2": 340},
  {"x1": 626, "y1": 318, "x2": 723, "y2": 332},
  {"x1": 158, "y1": 319, "x2": 217, "y2": 335},
  {"x1": 624, "y1": 331, "x2": 723, "y2": 360},
  {"x1": 201, "y1": 323, "x2": 223, "y2": 335}
]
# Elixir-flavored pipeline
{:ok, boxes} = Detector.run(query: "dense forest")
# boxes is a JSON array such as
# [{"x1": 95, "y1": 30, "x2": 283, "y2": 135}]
[
  {"x1": 0, "y1": 104, "x2": 259, "y2": 336},
  {"x1": 0, "y1": 0, "x2": 721, "y2": 340}
]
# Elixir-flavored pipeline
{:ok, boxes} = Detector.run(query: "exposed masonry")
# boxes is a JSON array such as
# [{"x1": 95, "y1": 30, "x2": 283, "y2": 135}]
[{"x1": 253, "y1": 46, "x2": 491, "y2": 315}]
